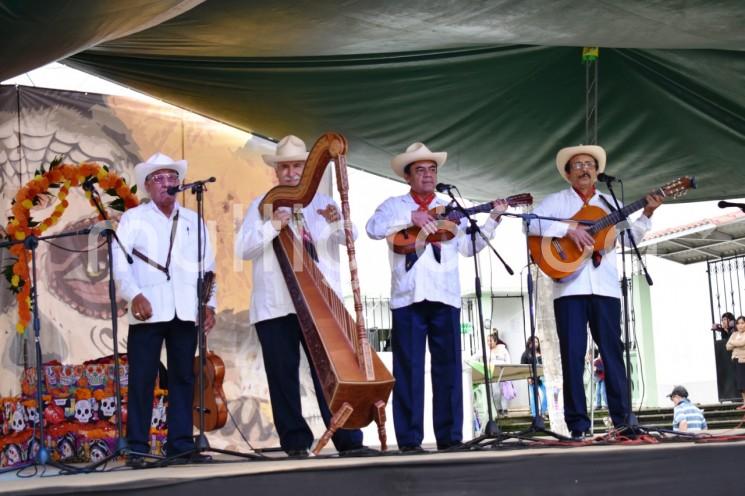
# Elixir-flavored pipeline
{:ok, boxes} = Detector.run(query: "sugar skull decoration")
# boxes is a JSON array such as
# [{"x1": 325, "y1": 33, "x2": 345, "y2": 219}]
[
  {"x1": 56, "y1": 433, "x2": 76, "y2": 461},
  {"x1": 89, "y1": 440, "x2": 110, "y2": 463},
  {"x1": 100, "y1": 395, "x2": 117, "y2": 418},
  {"x1": 1, "y1": 444, "x2": 23, "y2": 467},
  {"x1": 44, "y1": 364, "x2": 60, "y2": 390},
  {"x1": 85, "y1": 364, "x2": 106, "y2": 388},
  {"x1": 75, "y1": 399, "x2": 93, "y2": 424},
  {"x1": 59, "y1": 364, "x2": 83, "y2": 386},
  {"x1": 10, "y1": 408, "x2": 26, "y2": 433},
  {"x1": 24, "y1": 401, "x2": 40, "y2": 426},
  {"x1": 150, "y1": 396, "x2": 167, "y2": 431}
]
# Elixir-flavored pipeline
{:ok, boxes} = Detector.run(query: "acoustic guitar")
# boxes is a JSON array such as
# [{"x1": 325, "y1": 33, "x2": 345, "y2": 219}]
[
  {"x1": 388, "y1": 194, "x2": 533, "y2": 255},
  {"x1": 192, "y1": 271, "x2": 228, "y2": 431},
  {"x1": 528, "y1": 176, "x2": 696, "y2": 280}
]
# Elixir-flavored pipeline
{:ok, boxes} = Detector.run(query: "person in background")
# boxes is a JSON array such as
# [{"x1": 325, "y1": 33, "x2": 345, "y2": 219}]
[
  {"x1": 520, "y1": 336, "x2": 548, "y2": 417},
  {"x1": 668, "y1": 385, "x2": 707, "y2": 432},
  {"x1": 593, "y1": 353, "x2": 607, "y2": 409},
  {"x1": 481, "y1": 332, "x2": 515, "y2": 416},
  {"x1": 725, "y1": 315, "x2": 745, "y2": 410},
  {"x1": 713, "y1": 311, "x2": 739, "y2": 401}
]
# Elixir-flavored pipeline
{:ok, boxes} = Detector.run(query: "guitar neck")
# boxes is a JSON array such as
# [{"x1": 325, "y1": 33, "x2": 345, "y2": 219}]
[
  {"x1": 443, "y1": 201, "x2": 493, "y2": 222},
  {"x1": 589, "y1": 197, "x2": 648, "y2": 234}
]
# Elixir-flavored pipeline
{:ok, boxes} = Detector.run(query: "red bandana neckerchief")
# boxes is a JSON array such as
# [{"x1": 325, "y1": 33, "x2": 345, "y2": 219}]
[
  {"x1": 572, "y1": 185, "x2": 596, "y2": 206},
  {"x1": 410, "y1": 190, "x2": 435, "y2": 211}
]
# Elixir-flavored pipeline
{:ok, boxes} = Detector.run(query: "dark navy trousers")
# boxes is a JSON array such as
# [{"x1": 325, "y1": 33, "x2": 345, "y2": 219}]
[
  {"x1": 127, "y1": 318, "x2": 197, "y2": 456},
  {"x1": 255, "y1": 314, "x2": 363, "y2": 453},
  {"x1": 391, "y1": 301, "x2": 462, "y2": 448},
  {"x1": 553, "y1": 295, "x2": 630, "y2": 434}
]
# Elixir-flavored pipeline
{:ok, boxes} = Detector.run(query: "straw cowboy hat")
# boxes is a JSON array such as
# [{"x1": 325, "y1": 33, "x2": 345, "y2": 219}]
[
  {"x1": 262, "y1": 135, "x2": 309, "y2": 166},
  {"x1": 390, "y1": 142, "x2": 447, "y2": 178},
  {"x1": 134, "y1": 152, "x2": 187, "y2": 196},
  {"x1": 555, "y1": 145, "x2": 606, "y2": 182}
]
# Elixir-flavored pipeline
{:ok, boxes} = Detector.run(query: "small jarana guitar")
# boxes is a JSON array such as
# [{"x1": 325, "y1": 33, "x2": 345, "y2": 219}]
[{"x1": 388, "y1": 193, "x2": 533, "y2": 255}]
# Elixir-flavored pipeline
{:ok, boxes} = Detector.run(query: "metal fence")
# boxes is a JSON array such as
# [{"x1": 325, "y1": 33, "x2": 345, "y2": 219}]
[{"x1": 707, "y1": 255, "x2": 745, "y2": 401}]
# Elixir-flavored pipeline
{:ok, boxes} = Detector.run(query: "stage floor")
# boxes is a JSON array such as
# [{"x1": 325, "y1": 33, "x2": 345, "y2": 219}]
[{"x1": 3, "y1": 432, "x2": 744, "y2": 496}]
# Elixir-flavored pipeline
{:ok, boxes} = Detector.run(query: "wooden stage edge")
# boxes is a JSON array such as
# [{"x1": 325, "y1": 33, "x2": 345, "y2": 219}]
[{"x1": 3, "y1": 434, "x2": 745, "y2": 496}]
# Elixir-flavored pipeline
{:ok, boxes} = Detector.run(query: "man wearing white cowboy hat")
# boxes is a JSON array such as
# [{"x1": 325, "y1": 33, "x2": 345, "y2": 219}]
[
  {"x1": 113, "y1": 152, "x2": 216, "y2": 466},
  {"x1": 528, "y1": 144, "x2": 663, "y2": 439},
  {"x1": 236, "y1": 135, "x2": 372, "y2": 457},
  {"x1": 366, "y1": 142, "x2": 508, "y2": 452}
]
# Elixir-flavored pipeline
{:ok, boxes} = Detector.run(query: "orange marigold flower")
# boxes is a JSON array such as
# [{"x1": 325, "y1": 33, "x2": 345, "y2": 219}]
[{"x1": 76, "y1": 388, "x2": 92, "y2": 400}]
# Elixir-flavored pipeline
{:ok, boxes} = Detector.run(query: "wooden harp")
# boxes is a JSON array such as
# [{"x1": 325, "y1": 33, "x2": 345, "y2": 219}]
[{"x1": 259, "y1": 132, "x2": 394, "y2": 453}]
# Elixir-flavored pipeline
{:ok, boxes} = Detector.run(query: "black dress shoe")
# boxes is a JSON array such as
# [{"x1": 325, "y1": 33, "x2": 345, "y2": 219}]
[
  {"x1": 437, "y1": 442, "x2": 465, "y2": 451},
  {"x1": 398, "y1": 445, "x2": 425, "y2": 453},
  {"x1": 167, "y1": 452, "x2": 213, "y2": 465},
  {"x1": 188, "y1": 453, "x2": 213, "y2": 463},
  {"x1": 126, "y1": 455, "x2": 147, "y2": 469},
  {"x1": 570, "y1": 431, "x2": 591, "y2": 441},
  {"x1": 286, "y1": 449, "x2": 310, "y2": 458},
  {"x1": 339, "y1": 446, "x2": 380, "y2": 457}
]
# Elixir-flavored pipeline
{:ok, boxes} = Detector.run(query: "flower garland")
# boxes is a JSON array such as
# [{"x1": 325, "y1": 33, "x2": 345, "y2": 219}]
[{"x1": 4, "y1": 159, "x2": 139, "y2": 334}]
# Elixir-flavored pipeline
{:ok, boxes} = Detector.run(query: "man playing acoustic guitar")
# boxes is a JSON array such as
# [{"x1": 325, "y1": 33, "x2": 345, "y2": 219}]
[
  {"x1": 528, "y1": 145, "x2": 663, "y2": 439},
  {"x1": 366, "y1": 142, "x2": 508, "y2": 452}
]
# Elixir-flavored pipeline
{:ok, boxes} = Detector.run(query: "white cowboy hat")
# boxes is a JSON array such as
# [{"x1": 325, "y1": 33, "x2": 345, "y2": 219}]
[
  {"x1": 262, "y1": 135, "x2": 309, "y2": 166},
  {"x1": 134, "y1": 152, "x2": 187, "y2": 196},
  {"x1": 555, "y1": 145, "x2": 606, "y2": 182},
  {"x1": 390, "y1": 142, "x2": 447, "y2": 178}
]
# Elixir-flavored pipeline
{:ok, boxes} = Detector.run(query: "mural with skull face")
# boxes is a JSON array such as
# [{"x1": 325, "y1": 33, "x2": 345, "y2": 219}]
[{"x1": 0, "y1": 85, "x2": 294, "y2": 459}]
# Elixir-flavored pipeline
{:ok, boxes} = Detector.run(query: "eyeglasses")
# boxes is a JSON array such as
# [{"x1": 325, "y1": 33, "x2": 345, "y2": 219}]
[
  {"x1": 147, "y1": 173, "x2": 180, "y2": 184},
  {"x1": 568, "y1": 161, "x2": 597, "y2": 170}
]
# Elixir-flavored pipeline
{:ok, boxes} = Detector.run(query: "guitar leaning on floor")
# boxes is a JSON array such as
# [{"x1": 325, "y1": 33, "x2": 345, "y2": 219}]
[
  {"x1": 528, "y1": 176, "x2": 696, "y2": 280},
  {"x1": 192, "y1": 270, "x2": 228, "y2": 431},
  {"x1": 388, "y1": 194, "x2": 533, "y2": 255}
]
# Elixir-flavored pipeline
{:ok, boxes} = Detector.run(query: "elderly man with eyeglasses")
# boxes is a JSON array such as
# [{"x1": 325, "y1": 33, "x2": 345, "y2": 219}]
[
  {"x1": 527, "y1": 145, "x2": 663, "y2": 440},
  {"x1": 113, "y1": 153, "x2": 216, "y2": 467}
]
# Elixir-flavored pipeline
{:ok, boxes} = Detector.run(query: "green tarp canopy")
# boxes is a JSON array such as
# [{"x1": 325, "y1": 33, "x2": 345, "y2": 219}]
[{"x1": 2, "y1": 0, "x2": 744, "y2": 202}]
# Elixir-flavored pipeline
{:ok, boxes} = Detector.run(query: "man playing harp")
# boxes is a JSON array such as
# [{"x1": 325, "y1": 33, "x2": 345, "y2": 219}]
[{"x1": 236, "y1": 135, "x2": 371, "y2": 457}]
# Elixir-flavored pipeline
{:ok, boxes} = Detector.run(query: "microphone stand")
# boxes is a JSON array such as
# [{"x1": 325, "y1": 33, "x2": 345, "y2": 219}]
[
  {"x1": 0, "y1": 228, "x2": 94, "y2": 474},
  {"x1": 159, "y1": 180, "x2": 263, "y2": 465},
  {"x1": 79, "y1": 182, "x2": 164, "y2": 471},
  {"x1": 601, "y1": 180, "x2": 689, "y2": 438},
  {"x1": 437, "y1": 189, "x2": 515, "y2": 449},
  {"x1": 492, "y1": 212, "x2": 576, "y2": 442}
]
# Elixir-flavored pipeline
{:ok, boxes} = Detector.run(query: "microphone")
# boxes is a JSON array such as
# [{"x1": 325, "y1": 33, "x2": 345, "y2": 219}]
[
  {"x1": 718, "y1": 200, "x2": 745, "y2": 211},
  {"x1": 597, "y1": 173, "x2": 619, "y2": 183},
  {"x1": 435, "y1": 182, "x2": 455, "y2": 193},
  {"x1": 167, "y1": 177, "x2": 216, "y2": 195}
]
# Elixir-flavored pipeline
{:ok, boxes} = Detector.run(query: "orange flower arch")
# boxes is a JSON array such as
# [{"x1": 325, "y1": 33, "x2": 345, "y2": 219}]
[{"x1": 4, "y1": 160, "x2": 139, "y2": 334}]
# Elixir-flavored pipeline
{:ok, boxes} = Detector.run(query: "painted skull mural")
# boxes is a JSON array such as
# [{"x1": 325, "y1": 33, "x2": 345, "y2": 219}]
[{"x1": 0, "y1": 85, "x2": 321, "y2": 460}]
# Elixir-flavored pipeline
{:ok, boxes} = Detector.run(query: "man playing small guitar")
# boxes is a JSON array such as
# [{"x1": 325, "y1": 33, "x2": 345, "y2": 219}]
[
  {"x1": 366, "y1": 142, "x2": 509, "y2": 451},
  {"x1": 527, "y1": 145, "x2": 663, "y2": 440}
]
